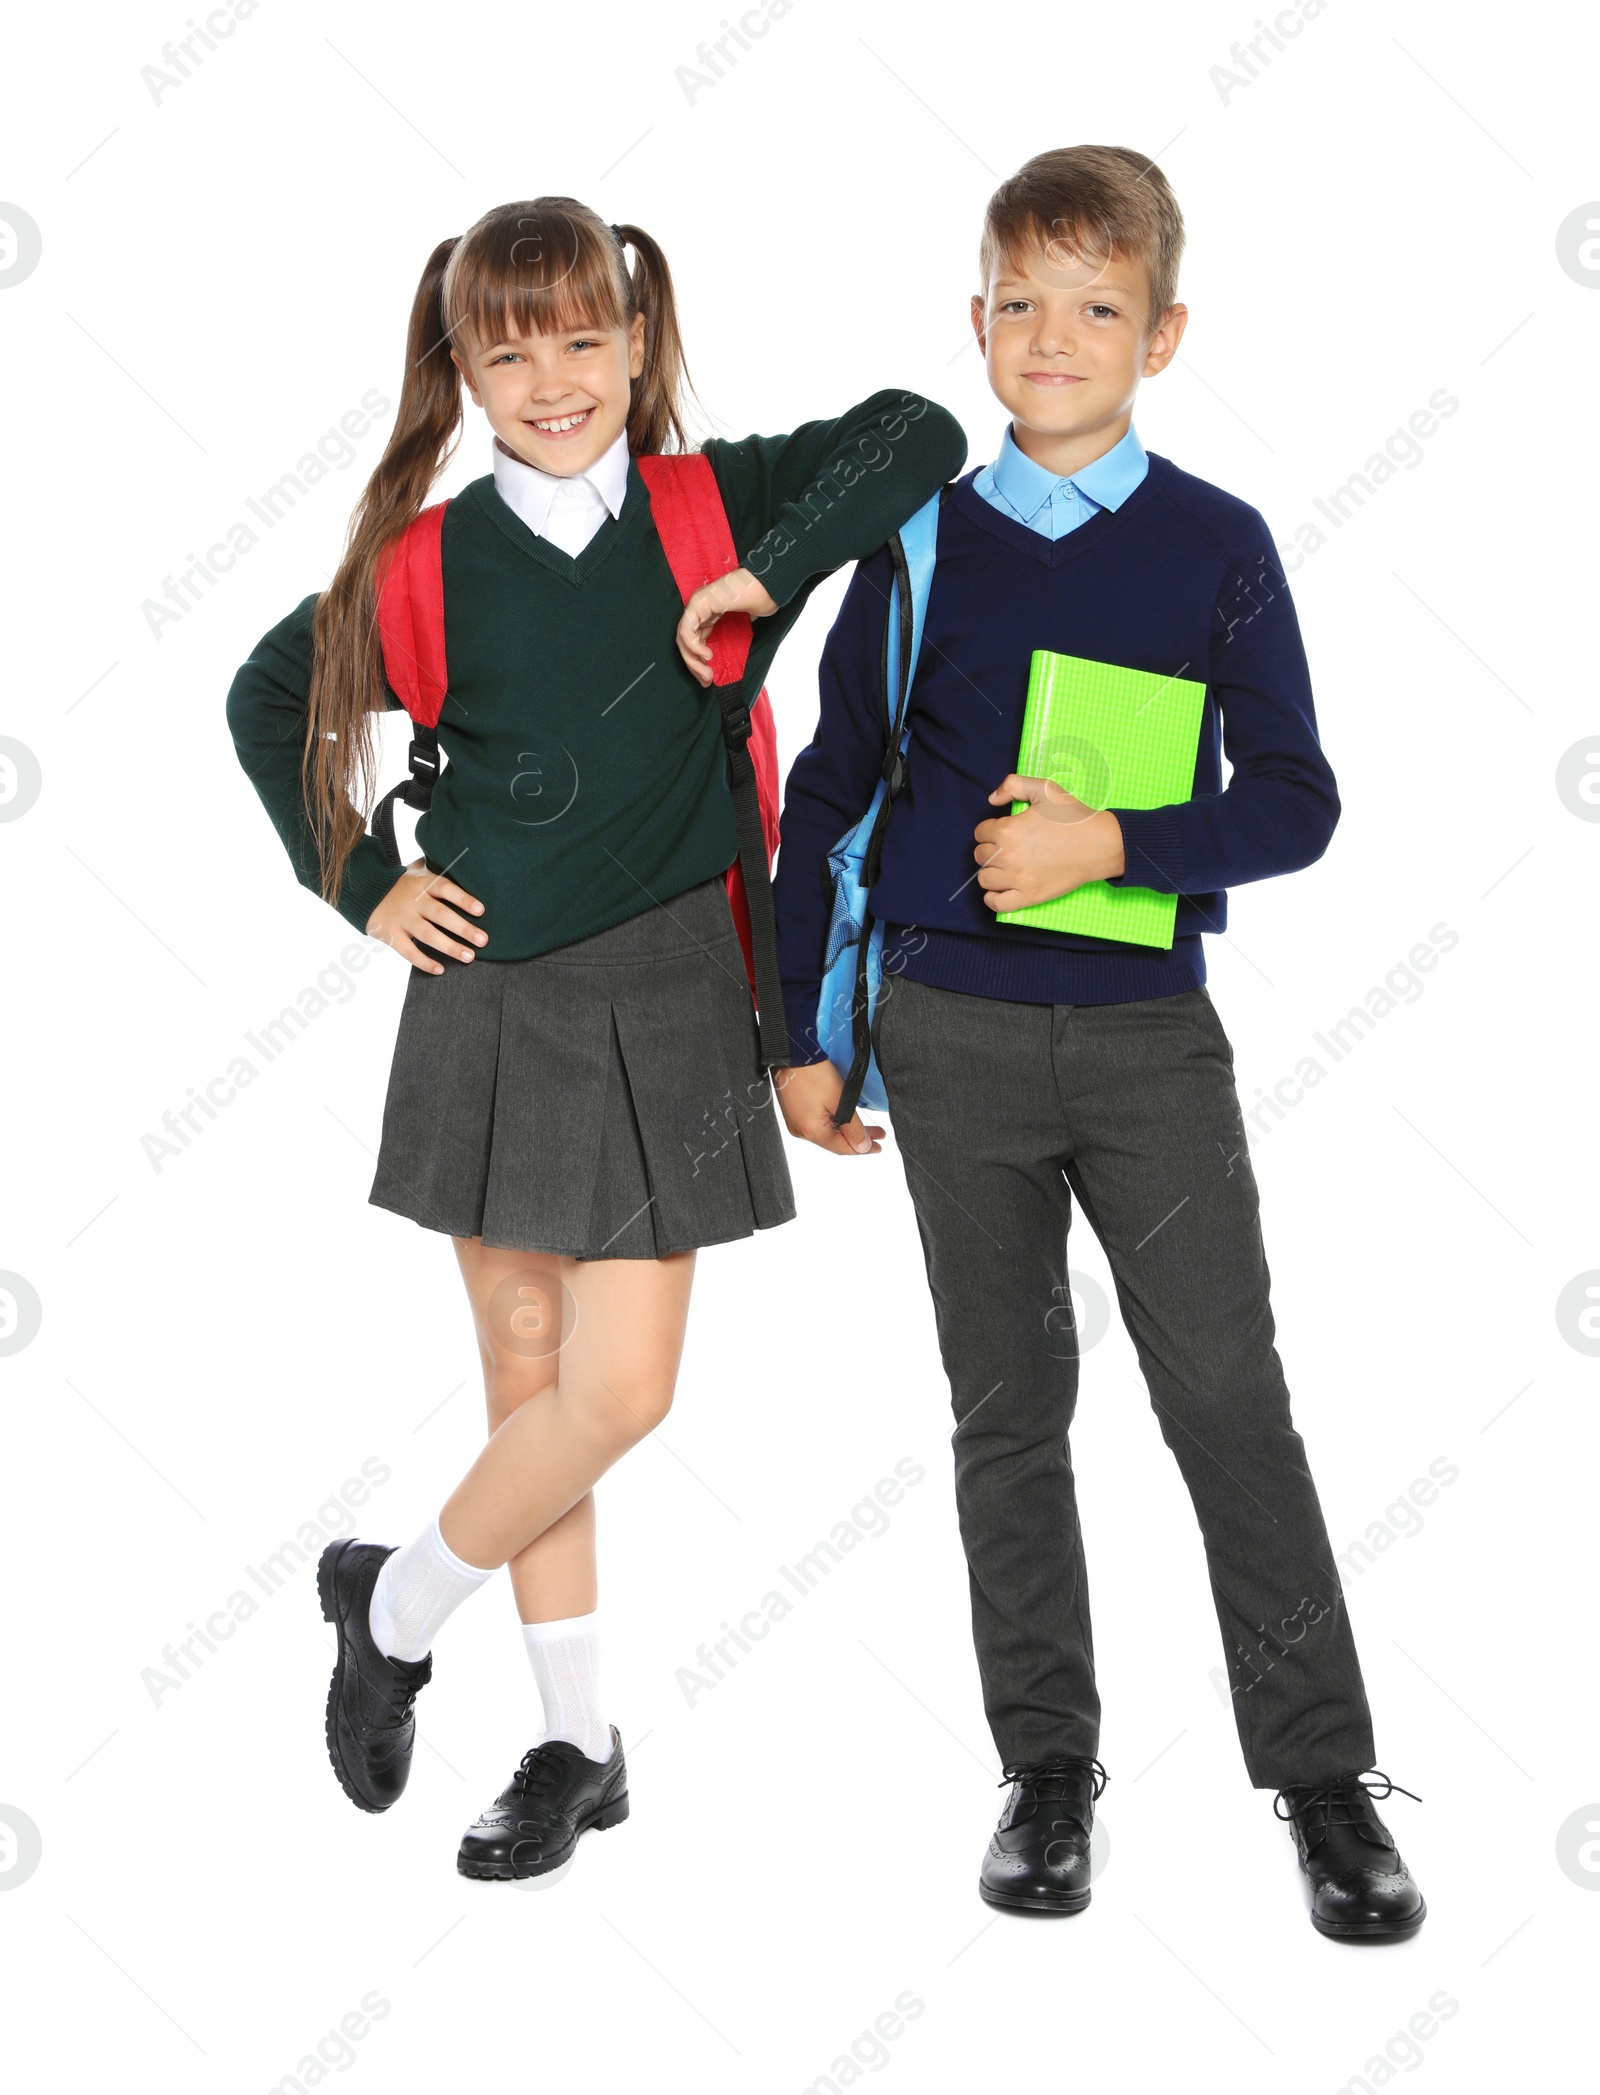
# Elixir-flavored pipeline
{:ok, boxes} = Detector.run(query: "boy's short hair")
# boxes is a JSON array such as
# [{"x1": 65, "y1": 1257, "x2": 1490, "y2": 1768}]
[{"x1": 979, "y1": 146, "x2": 1185, "y2": 331}]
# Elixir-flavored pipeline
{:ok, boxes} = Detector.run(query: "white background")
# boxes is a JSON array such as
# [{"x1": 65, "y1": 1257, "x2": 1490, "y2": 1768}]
[{"x1": 2, "y1": 0, "x2": 1595, "y2": 2088}]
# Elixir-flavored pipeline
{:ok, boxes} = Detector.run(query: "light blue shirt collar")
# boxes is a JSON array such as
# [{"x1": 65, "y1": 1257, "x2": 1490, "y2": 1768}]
[{"x1": 988, "y1": 421, "x2": 1147, "y2": 527}]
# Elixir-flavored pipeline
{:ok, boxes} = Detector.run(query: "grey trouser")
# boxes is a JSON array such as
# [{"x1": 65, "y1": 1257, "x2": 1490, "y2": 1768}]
[{"x1": 874, "y1": 974, "x2": 1375, "y2": 1787}]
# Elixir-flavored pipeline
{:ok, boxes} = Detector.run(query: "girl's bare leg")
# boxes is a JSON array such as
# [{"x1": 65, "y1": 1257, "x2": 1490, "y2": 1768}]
[
  {"x1": 441, "y1": 1239, "x2": 696, "y2": 1574},
  {"x1": 452, "y1": 1238, "x2": 598, "y2": 1620}
]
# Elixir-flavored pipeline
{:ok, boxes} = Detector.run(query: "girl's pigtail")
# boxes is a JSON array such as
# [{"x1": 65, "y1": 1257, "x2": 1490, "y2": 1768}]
[
  {"x1": 306, "y1": 237, "x2": 463, "y2": 905},
  {"x1": 613, "y1": 223, "x2": 697, "y2": 457}
]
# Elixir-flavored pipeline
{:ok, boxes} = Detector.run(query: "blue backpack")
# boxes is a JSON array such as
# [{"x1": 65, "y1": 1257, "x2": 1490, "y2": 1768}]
[{"x1": 815, "y1": 486, "x2": 946, "y2": 1124}]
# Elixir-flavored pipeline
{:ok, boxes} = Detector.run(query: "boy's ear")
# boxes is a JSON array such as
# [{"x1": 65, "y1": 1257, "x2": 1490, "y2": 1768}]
[
  {"x1": 1142, "y1": 303, "x2": 1188, "y2": 377},
  {"x1": 969, "y1": 292, "x2": 987, "y2": 356}
]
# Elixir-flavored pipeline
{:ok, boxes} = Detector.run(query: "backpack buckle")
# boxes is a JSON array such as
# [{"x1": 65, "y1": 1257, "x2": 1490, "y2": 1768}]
[
  {"x1": 397, "y1": 729, "x2": 441, "y2": 814},
  {"x1": 722, "y1": 701, "x2": 753, "y2": 748}
]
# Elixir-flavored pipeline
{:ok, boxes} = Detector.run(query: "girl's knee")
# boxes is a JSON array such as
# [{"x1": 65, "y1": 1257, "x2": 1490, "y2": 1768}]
[{"x1": 601, "y1": 1376, "x2": 675, "y2": 1443}]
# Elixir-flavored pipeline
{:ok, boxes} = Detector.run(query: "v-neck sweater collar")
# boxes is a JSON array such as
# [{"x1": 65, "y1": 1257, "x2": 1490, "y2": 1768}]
[
  {"x1": 465, "y1": 462, "x2": 654, "y2": 588},
  {"x1": 950, "y1": 452, "x2": 1172, "y2": 571}
]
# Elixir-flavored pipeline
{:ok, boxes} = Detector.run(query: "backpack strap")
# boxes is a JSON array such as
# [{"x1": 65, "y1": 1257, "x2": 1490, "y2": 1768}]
[
  {"x1": 371, "y1": 502, "x2": 450, "y2": 867},
  {"x1": 638, "y1": 452, "x2": 791, "y2": 1069},
  {"x1": 831, "y1": 484, "x2": 948, "y2": 1126}
]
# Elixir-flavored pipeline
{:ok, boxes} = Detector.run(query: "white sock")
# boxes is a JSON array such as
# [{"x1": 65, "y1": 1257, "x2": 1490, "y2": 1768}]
[
  {"x1": 522, "y1": 1611, "x2": 612, "y2": 1762},
  {"x1": 367, "y1": 1516, "x2": 494, "y2": 1662}
]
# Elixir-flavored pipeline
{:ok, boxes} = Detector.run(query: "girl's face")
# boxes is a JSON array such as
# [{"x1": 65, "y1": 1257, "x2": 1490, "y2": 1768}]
[{"x1": 453, "y1": 310, "x2": 646, "y2": 475}]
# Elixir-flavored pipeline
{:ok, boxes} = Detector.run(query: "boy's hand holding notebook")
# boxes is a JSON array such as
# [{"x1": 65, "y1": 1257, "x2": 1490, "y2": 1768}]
[{"x1": 995, "y1": 649, "x2": 1208, "y2": 950}]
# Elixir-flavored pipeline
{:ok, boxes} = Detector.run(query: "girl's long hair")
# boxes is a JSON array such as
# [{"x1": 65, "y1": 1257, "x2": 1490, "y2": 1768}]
[{"x1": 306, "y1": 199, "x2": 697, "y2": 903}]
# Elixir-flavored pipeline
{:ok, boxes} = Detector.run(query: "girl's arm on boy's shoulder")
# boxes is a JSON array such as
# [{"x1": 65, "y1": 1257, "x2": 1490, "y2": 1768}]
[
  {"x1": 771, "y1": 544, "x2": 899, "y2": 1063},
  {"x1": 704, "y1": 389, "x2": 966, "y2": 614},
  {"x1": 225, "y1": 594, "x2": 400, "y2": 935}
]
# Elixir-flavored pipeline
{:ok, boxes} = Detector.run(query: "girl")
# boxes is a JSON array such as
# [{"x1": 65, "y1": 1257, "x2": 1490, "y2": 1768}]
[{"x1": 226, "y1": 197, "x2": 964, "y2": 1881}]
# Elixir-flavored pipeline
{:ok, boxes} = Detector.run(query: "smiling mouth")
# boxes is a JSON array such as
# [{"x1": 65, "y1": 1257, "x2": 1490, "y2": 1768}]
[
  {"x1": 526, "y1": 406, "x2": 597, "y2": 436},
  {"x1": 1022, "y1": 372, "x2": 1086, "y2": 385}
]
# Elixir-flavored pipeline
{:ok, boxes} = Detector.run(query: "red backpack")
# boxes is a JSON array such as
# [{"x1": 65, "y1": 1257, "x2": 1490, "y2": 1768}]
[{"x1": 369, "y1": 454, "x2": 788, "y2": 1067}]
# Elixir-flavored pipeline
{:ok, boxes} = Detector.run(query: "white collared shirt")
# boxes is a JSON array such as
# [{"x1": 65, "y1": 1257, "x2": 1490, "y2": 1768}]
[{"x1": 491, "y1": 425, "x2": 631, "y2": 559}]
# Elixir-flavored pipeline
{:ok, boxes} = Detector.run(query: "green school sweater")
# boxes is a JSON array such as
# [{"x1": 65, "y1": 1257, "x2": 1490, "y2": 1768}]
[{"x1": 226, "y1": 391, "x2": 966, "y2": 957}]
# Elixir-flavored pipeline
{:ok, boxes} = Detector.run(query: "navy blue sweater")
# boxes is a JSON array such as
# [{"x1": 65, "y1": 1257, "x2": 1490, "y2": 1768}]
[{"x1": 773, "y1": 455, "x2": 1340, "y2": 1059}]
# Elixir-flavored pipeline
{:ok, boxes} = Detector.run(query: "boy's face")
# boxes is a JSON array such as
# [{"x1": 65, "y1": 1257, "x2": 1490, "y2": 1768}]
[{"x1": 970, "y1": 239, "x2": 1186, "y2": 457}]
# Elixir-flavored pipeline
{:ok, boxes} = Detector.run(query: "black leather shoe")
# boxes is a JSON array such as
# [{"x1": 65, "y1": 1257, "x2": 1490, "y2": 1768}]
[
  {"x1": 317, "y1": 1539, "x2": 433, "y2": 1814},
  {"x1": 979, "y1": 1757, "x2": 1107, "y2": 1914},
  {"x1": 458, "y1": 1729, "x2": 630, "y2": 1880},
  {"x1": 1275, "y1": 1771, "x2": 1426, "y2": 1939}
]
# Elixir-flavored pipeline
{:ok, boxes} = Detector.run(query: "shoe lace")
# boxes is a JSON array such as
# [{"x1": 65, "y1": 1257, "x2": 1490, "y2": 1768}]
[
  {"x1": 378, "y1": 1651, "x2": 431, "y2": 1724},
  {"x1": 1272, "y1": 1769, "x2": 1421, "y2": 1836},
  {"x1": 511, "y1": 1742, "x2": 572, "y2": 1810},
  {"x1": 1001, "y1": 1756, "x2": 1110, "y2": 1804}
]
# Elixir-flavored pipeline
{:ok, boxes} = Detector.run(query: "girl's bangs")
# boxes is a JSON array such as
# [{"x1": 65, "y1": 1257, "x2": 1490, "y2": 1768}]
[{"x1": 446, "y1": 209, "x2": 629, "y2": 350}]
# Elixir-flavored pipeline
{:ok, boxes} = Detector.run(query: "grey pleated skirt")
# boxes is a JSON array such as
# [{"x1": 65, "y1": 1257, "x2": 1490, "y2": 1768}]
[{"x1": 368, "y1": 877, "x2": 796, "y2": 1259}]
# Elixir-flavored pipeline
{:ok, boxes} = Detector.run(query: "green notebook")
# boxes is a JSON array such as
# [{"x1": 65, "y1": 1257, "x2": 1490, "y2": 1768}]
[{"x1": 996, "y1": 649, "x2": 1208, "y2": 949}]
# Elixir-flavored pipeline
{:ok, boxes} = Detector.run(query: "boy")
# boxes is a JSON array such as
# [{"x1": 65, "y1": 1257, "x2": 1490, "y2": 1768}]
[{"x1": 771, "y1": 146, "x2": 1424, "y2": 1939}]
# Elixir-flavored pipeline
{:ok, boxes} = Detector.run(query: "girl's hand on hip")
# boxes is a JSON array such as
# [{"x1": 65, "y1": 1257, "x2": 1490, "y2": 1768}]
[
  {"x1": 367, "y1": 860, "x2": 487, "y2": 973},
  {"x1": 675, "y1": 567, "x2": 778, "y2": 687},
  {"x1": 775, "y1": 1059, "x2": 884, "y2": 1157}
]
